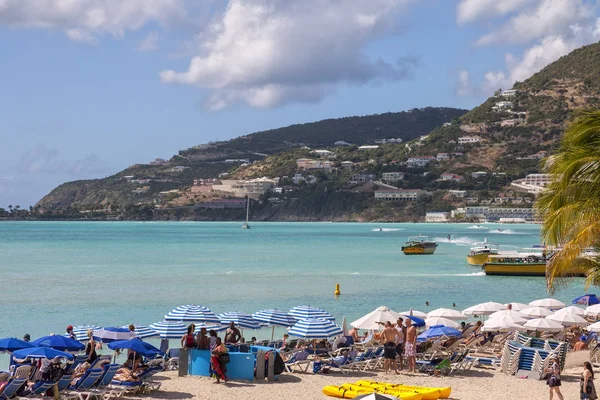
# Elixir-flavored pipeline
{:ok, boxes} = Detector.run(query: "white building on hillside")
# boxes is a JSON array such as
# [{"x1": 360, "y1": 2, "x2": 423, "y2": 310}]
[
  {"x1": 406, "y1": 156, "x2": 435, "y2": 167},
  {"x1": 458, "y1": 136, "x2": 481, "y2": 145},
  {"x1": 425, "y1": 212, "x2": 449, "y2": 222},
  {"x1": 382, "y1": 172, "x2": 404, "y2": 182},
  {"x1": 374, "y1": 189, "x2": 423, "y2": 202}
]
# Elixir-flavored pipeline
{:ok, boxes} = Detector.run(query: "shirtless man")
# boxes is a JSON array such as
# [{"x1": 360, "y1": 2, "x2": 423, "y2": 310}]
[
  {"x1": 381, "y1": 321, "x2": 399, "y2": 374},
  {"x1": 405, "y1": 318, "x2": 417, "y2": 373},
  {"x1": 395, "y1": 318, "x2": 406, "y2": 371}
]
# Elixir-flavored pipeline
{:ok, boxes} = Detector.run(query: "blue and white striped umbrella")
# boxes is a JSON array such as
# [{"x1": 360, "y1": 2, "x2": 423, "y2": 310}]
[
  {"x1": 165, "y1": 305, "x2": 220, "y2": 323},
  {"x1": 68, "y1": 325, "x2": 102, "y2": 341},
  {"x1": 218, "y1": 312, "x2": 261, "y2": 330},
  {"x1": 252, "y1": 309, "x2": 297, "y2": 327},
  {"x1": 288, "y1": 318, "x2": 343, "y2": 339},
  {"x1": 119, "y1": 324, "x2": 158, "y2": 339},
  {"x1": 193, "y1": 324, "x2": 227, "y2": 334},
  {"x1": 288, "y1": 305, "x2": 335, "y2": 321},
  {"x1": 93, "y1": 327, "x2": 135, "y2": 343},
  {"x1": 148, "y1": 321, "x2": 188, "y2": 339}
]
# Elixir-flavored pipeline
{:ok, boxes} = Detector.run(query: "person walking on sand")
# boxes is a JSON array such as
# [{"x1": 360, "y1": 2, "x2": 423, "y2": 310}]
[
  {"x1": 395, "y1": 318, "x2": 406, "y2": 371},
  {"x1": 545, "y1": 357, "x2": 564, "y2": 400},
  {"x1": 381, "y1": 321, "x2": 399, "y2": 374},
  {"x1": 405, "y1": 318, "x2": 417, "y2": 373},
  {"x1": 581, "y1": 361, "x2": 597, "y2": 400}
]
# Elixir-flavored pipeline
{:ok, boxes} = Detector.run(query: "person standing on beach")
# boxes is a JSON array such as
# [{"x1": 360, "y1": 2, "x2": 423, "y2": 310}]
[
  {"x1": 196, "y1": 328, "x2": 209, "y2": 350},
  {"x1": 208, "y1": 330, "x2": 218, "y2": 350},
  {"x1": 405, "y1": 319, "x2": 417, "y2": 373},
  {"x1": 181, "y1": 325, "x2": 196, "y2": 349},
  {"x1": 545, "y1": 357, "x2": 564, "y2": 400},
  {"x1": 395, "y1": 318, "x2": 406, "y2": 371},
  {"x1": 85, "y1": 329, "x2": 98, "y2": 364},
  {"x1": 66, "y1": 326, "x2": 76, "y2": 340},
  {"x1": 581, "y1": 361, "x2": 597, "y2": 400},
  {"x1": 381, "y1": 321, "x2": 399, "y2": 374},
  {"x1": 224, "y1": 322, "x2": 241, "y2": 344}
]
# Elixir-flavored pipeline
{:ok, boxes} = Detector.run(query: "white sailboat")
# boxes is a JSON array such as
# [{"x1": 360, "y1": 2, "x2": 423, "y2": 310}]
[{"x1": 242, "y1": 196, "x2": 250, "y2": 229}]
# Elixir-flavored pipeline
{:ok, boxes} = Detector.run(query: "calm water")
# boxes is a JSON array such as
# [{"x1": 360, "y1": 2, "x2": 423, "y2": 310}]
[{"x1": 0, "y1": 221, "x2": 588, "y2": 340}]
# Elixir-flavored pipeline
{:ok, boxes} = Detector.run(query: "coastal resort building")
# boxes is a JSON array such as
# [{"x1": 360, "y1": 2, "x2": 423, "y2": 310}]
[
  {"x1": 212, "y1": 177, "x2": 277, "y2": 199},
  {"x1": 296, "y1": 158, "x2": 335, "y2": 171},
  {"x1": 406, "y1": 156, "x2": 435, "y2": 168},
  {"x1": 457, "y1": 136, "x2": 481, "y2": 145},
  {"x1": 374, "y1": 189, "x2": 423, "y2": 202},
  {"x1": 381, "y1": 172, "x2": 404, "y2": 182},
  {"x1": 425, "y1": 212, "x2": 449, "y2": 222}
]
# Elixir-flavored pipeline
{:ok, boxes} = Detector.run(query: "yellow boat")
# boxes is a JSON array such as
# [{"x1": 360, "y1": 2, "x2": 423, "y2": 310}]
[
  {"x1": 322, "y1": 384, "x2": 422, "y2": 400},
  {"x1": 482, "y1": 248, "x2": 586, "y2": 277},
  {"x1": 402, "y1": 235, "x2": 438, "y2": 255},
  {"x1": 355, "y1": 380, "x2": 451, "y2": 399},
  {"x1": 466, "y1": 238, "x2": 499, "y2": 266}
]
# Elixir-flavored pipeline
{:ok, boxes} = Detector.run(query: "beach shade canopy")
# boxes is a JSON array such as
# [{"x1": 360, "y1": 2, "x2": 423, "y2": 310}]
[
  {"x1": 424, "y1": 317, "x2": 460, "y2": 329},
  {"x1": 482, "y1": 320, "x2": 527, "y2": 333},
  {"x1": 586, "y1": 304, "x2": 600, "y2": 317},
  {"x1": 354, "y1": 393, "x2": 397, "y2": 400},
  {"x1": 485, "y1": 314, "x2": 526, "y2": 326},
  {"x1": 93, "y1": 327, "x2": 135, "y2": 343},
  {"x1": 462, "y1": 302, "x2": 506, "y2": 316},
  {"x1": 546, "y1": 312, "x2": 589, "y2": 327},
  {"x1": 218, "y1": 312, "x2": 262, "y2": 330},
  {"x1": 488, "y1": 311, "x2": 528, "y2": 324},
  {"x1": 400, "y1": 309, "x2": 428, "y2": 319},
  {"x1": 350, "y1": 306, "x2": 402, "y2": 330},
  {"x1": 523, "y1": 318, "x2": 564, "y2": 332},
  {"x1": 417, "y1": 325, "x2": 461, "y2": 342},
  {"x1": 107, "y1": 338, "x2": 164, "y2": 358},
  {"x1": 119, "y1": 324, "x2": 158, "y2": 339},
  {"x1": 427, "y1": 308, "x2": 466, "y2": 320},
  {"x1": 529, "y1": 298, "x2": 566, "y2": 309},
  {"x1": 13, "y1": 346, "x2": 74, "y2": 361},
  {"x1": 506, "y1": 302, "x2": 529, "y2": 311},
  {"x1": 551, "y1": 306, "x2": 585, "y2": 317},
  {"x1": 69, "y1": 325, "x2": 102, "y2": 341},
  {"x1": 193, "y1": 324, "x2": 227, "y2": 334},
  {"x1": 148, "y1": 321, "x2": 188, "y2": 339},
  {"x1": 165, "y1": 305, "x2": 220, "y2": 324},
  {"x1": 573, "y1": 294, "x2": 600, "y2": 306},
  {"x1": 289, "y1": 305, "x2": 335, "y2": 321},
  {"x1": 404, "y1": 315, "x2": 426, "y2": 328},
  {"x1": 520, "y1": 306, "x2": 553, "y2": 318},
  {"x1": 288, "y1": 318, "x2": 343, "y2": 339},
  {"x1": 32, "y1": 335, "x2": 84, "y2": 352},
  {"x1": 0, "y1": 337, "x2": 35, "y2": 353},
  {"x1": 586, "y1": 321, "x2": 600, "y2": 333},
  {"x1": 252, "y1": 309, "x2": 297, "y2": 327}
]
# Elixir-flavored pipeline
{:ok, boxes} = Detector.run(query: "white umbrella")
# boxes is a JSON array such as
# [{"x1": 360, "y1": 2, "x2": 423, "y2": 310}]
[
  {"x1": 488, "y1": 310, "x2": 528, "y2": 322},
  {"x1": 529, "y1": 298, "x2": 566, "y2": 309},
  {"x1": 586, "y1": 321, "x2": 600, "y2": 333},
  {"x1": 487, "y1": 314, "x2": 527, "y2": 325},
  {"x1": 350, "y1": 306, "x2": 402, "y2": 330},
  {"x1": 462, "y1": 302, "x2": 506, "y2": 316},
  {"x1": 547, "y1": 312, "x2": 589, "y2": 327},
  {"x1": 521, "y1": 306, "x2": 553, "y2": 318},
  {"x1": 482, "y1": 320, "x2": 527, "y2": 332},
  {"x1": 523, "y1": 318, "x2": 564, "y2": 332},
  {"x1": 585, "y1": 304, "x2": 600, "y2": 317},
  {"x1": 425, "y1": 317, "x2": 460, "y2": 329},
  {"x1": 400, "y1": 309, "x2": 428, "y2": 319},
  {"x1": 506, "y1": 302, "x2": 529, "y2": 311},
  {"x1": 427, "y1": 308, "x2": 466, "y2": 320},
  {"x1": 551, "y1": 306, "x2": 585, "y2": 317}
]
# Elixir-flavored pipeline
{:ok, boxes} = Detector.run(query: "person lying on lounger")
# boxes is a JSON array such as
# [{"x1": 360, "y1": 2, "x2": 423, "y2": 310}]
[
  {"x1": 70, "y1": 362, "x2": 91, "y2": 385},
  {"x1": 113, "y1": 368, "x2": 142, "y2": 382}
]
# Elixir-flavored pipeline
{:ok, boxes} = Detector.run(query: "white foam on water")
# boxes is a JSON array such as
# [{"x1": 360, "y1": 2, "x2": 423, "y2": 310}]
[
  {"x1": 467, "y1": 225, "x2": 486, "y2": 229},
  {"x1": 371, "y1": 228, "x2": 404, "y2": 232},
  {"x1": 433, "y1": 236, "x2": 477, "y2": 246},
  {"x1": 225, "y1": 270, "x2": 234, "y2": 275},
  {"x1": 488, "y1": 229, "x2": 524, "y2": 235}
]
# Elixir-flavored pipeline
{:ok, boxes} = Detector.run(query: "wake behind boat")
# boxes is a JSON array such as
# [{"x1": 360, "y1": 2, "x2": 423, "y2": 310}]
[{"x1": 401, "y1": 235, "x2": 438, "y2": 255}]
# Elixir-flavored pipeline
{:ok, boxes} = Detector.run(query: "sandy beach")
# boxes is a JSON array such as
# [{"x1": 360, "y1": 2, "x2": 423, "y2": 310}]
[{"x1": 131, "y1": 365, "x2": 586, "y2": 400}]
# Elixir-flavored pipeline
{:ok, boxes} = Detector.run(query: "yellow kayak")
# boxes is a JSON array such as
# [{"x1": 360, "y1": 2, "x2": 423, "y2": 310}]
[
  {"x1": 341, "y1": 384, "x2": 422, "y2": 400},
  {"x1": 322, "y1": 384, "x2": 422, "y2": 400},
  {"x1": 322, "y1": 385, "x2": 371, "y2": 399},
  {"x1": 355, "y1": 380, "x2": 452, "y2": 399}
]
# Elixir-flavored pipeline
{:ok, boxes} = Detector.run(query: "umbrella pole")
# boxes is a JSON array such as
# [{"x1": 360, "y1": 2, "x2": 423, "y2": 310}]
[{"x1": 271, "y1": 326, "x2": 275, "y2": 342}]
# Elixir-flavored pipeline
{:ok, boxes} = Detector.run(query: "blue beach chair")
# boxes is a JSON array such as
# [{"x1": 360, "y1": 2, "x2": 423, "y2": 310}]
[
  {"x1": 65, "y1": 368, "x2": 103, "y2": 400},
  {"x1": 0, "y1": 378, "x2": 26, "y2": 399},
  {"x1": 21, "y1": 381, "x2": 55, "y2": 397}
]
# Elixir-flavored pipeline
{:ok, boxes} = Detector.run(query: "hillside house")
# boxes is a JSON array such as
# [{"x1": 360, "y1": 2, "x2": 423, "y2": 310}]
[
  {"x1": 191, "y1": 179, "x2": 219, "y2": 193},
  {"x1": 471, "y1": 171, "x2": 488, "y2": 179},
  {"x1": 212, "y1": 177, "x2": 276, "y2": 199},
  {"x1": 292, "y1": 174, "x2": 317, "y2": 185},
  {"x1": 501, "y1": 89, "x2": 518, "y2": 97},
  {"x1": 374, "y1": 189, "x2": 423, "y2": 202},
  {"x1": 440, "y1": 173, "x2": 464, "y2": 182},
  {"x1": 458, "y1": 136, "x2": 481, "y2": 145},
  {"x1": 311, "y1": 149, "x2": 335, "y2": 158},
  {"x1": 406, "y1": 156, "x2": 435, "y2": 168},
  {"x1": 466, "y1": 197, "x2": 479, "y2": 204},
  {"x1": 350, "y1": 173, "x2": 376, "y2": 183},
  {"x1": 341, "y1": 161, "x2": 354, "y2": 169},
  {"x1": 436, "y1": 153, "x2": 450, "y2": 161},
  {"x1": 296, "y1": 158, "x2": 335, "y2": 171},
  {"x1": 425, "y1": 212, "x2": 449, "y2": 222},
  {"x1": 149, "y1": 158, "x2": 169, "y2": 166},
  {"x1": 449, "y1": 190, "x2": 467, "y2": 198},
  {"x1": 225, "y1": 158, "x2": 250, "y2": 164},
  {"x1": 500, "y1": 119, "x2": 519, "y2": 127},
  {"x1": 358, "y1": 145, "x2": 379, "y2": 150},
  {"x1": 381, "y1": 172, "x2": 404, "y2": 182}
]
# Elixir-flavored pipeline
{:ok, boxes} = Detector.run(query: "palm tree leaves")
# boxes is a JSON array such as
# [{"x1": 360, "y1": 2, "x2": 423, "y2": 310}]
[{"x1": 536, "y1": 110, "x2": 600, "y2": 292}]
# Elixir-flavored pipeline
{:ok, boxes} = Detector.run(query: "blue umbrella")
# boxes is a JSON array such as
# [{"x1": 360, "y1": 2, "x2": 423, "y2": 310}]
[
  {"x1": 0, "y1": 337, "x2": 35, "y2": 353},
  {"x1": 417, "y1": 325, "x2": 462, "y2": 342},
  {"x1": 218, "y1": 312, "x2": 261, "y2": 330},
  {"x1": 288, "y1": 318, "x2": 343, "y2": 339},
  {"x1": 93, "y1": 327, "x2": 135, "y2": 343},
  {"x1": 573, "y1": 294, "x2": 600, "y2": 306},
  {"x1": 165, "y1": 305, "x2": 220, "y2": 324},
  {"x1": 289, "y1": 305, "x2": 335, "y2": 321},
  {"x1": 32, "y1": 335, "x2": 84, "y2": 352},
  {"x1": 13, "y1": 346, "x2": 74, "y2": 361},
  {"x1": 404, "y1": 315, "x2": 426, "y2": 328},
  {"x1": 107, "y1": 338, "x2": 163, "y2": 358}
]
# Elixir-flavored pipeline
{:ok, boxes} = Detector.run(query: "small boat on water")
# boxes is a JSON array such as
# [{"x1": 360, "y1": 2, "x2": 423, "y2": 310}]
[
  {"x1": 466, "y1": 238, "x2": 499, "y2": 266},
  {"x1": 482, "y1": 248, "x2": 586, "y2": 277},
  {"x1": 401, "y1": 235, "x2": 438, "y2": 255}
]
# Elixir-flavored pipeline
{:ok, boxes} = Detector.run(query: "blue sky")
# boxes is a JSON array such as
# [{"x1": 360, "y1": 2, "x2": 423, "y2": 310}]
[{"x1": 1, "y1": 0, "x2": 599, "y2": 207}]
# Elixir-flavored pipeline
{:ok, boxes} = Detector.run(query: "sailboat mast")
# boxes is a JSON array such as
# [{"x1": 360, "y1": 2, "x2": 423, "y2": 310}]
[{"x1": 245, "y1": 196, "x2": 250, "y2": 223}]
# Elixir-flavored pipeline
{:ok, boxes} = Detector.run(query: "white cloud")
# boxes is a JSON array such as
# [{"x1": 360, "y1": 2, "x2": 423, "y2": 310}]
[
  {"x1": 475, "y1": 0, "x2": 592, "y2": 46},
  {"x1": 457, "y1": 0, "x2": 534, "y2": 25},
  {"x1": 456, "y1": 70, "x2": 478, "y2": 96},
  {"x1": 137, "y1": 31, "x2": 159, "y2": 52},
  {"x1": 160, "y1": 0, "x2": 417, "y2": 110},
  {"x1": 0, "y1": 0, "x2": 187, "y2": 43},
  {"x1": 16, "y1": 144, "x2": 110, "y2": 176}
]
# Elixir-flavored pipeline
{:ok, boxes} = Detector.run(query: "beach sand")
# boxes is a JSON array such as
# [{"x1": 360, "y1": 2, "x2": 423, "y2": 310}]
[{"x1": 130, "y1": 365, "x2": 586, "y2": 400}]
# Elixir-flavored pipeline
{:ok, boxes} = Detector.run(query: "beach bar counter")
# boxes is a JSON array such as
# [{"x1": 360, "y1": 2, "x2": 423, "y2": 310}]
[{"x1": 189, "y1": 345, "x2": 279, "y2": 381}]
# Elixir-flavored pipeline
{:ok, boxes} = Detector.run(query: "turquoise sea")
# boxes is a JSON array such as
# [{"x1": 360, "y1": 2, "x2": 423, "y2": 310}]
[{"x1": 0, "y1": 221, "x2": 588, "y2": 341}]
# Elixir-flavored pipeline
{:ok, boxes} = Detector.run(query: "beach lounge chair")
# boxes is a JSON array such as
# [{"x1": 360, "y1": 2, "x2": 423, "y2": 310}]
[
  {"x1": 86, "y1": 364, "x2": 121, "y2": 400},
  {"x1": 16, "y1": 381, "x2": 55, "y2": 399},
  {"x1": 314, "y1": 350, "x2": 358, "y2": 374},
  {"x1": 0, "y1": 378, "x2": 27, "y2": 400},
  {"x1": 11, "y1": 366, "x2": 31, "y2": 380},
  {"x1": 89, "y1": 356, "x2": 111, "y2": 371},
  {"x1": 109, "y1": 366, "x2": 164, "y2": 395},
  {"x1": 347, "y1": 348, "x2": 374, "y2": 371},
  {"x1": 285, "y1": 351, "x2": 311, "y2": 373},
  {"x1": 354, "y1": 334, "x2": 375, "y2": 349},
  {"x1": 0, "y1": 372, "x2": 9, "y2": 382},
  {"x1": 165, "y1": 348, "x2": 179, "y2": 371},
  {"x1": 65, "y1": 355, "x2": 89, "y2": 374},
  {"x1": 361, "y1": 346, "x2": 384, "y2": 371},
  {"x1": 64, "y1": 368, "x2": 103, "y2": 400}
]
